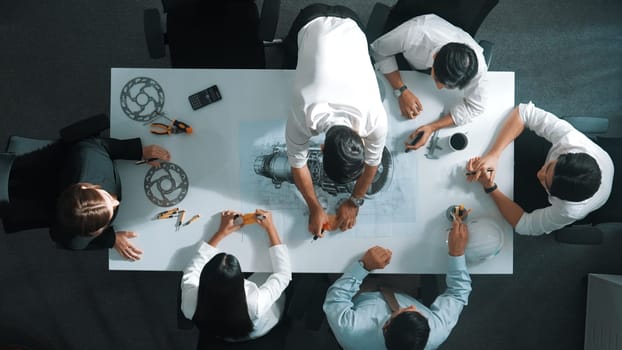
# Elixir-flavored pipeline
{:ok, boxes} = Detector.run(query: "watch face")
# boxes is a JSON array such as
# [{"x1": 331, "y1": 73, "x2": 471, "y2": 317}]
[
  {"x1": 350, "y1": 197, "x2": 364, "y2": 207},
  {"x1": 393, "y1": 89, "x2": 402, "y2": 97}
]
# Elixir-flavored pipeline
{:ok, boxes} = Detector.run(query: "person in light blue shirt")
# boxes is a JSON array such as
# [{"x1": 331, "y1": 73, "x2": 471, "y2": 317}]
[{"x1": 323, "y1": 218, "x2": 472, "y2": 350}]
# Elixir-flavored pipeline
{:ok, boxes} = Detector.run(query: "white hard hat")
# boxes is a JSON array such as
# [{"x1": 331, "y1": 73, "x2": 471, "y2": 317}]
[{"x1": 464, "y1": 217, "x2": 504, "y2": 265}]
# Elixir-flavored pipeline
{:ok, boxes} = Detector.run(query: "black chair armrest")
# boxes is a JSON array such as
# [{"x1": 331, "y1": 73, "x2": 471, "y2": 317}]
[
  {"x1": 259, "y1": 0, "x2": 280, "y2": 43},
  {"x1": 59, "y1": 114, "x2": 109, "y2": 143},
  {"x1": 478, "y1": 39, "x2": 494, "y2": 68},
  {"x1": 144, "y1": 8, "x2": 166, "y2": 59},
  {"x1": 366, "y1": 2, "x2": 391, "y2": 42},
  {"x1": 554, "y1": 225, "x2": 604, "y2": 245},
  {"x1": 0, "y1": 153, "x2": 16, "y2": 211}
]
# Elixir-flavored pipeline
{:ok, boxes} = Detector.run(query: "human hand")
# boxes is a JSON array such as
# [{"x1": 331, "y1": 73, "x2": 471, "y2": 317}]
[
  {"x1": 114, "y1": 231, "x2": 143, "y2": 261},
  {"x1": 254, "y1": 209, "x2": 275, "y2": 232},
  {"x1": 217, "y1": 210, "x2": 243, "y2": 236},
  {"x1": 404, "y1": 124, "x2": 434, "y2": 151},
  {"x1": 336, "y1": 199, "x2": 359, "y2": 231},
  {"x1": 466, "y1": 155, "x2": 498, "y2": 181},
  {"x1": 360, "y1": 246, "x2": 392, "y2": 270},
  {"x1": 142, "y1": 145, "x2": 171, "y2": 167},
  {"x1": 448, "y1": 219, "x2": 469, "y2": 257},
  {"x1": 399, "y1": 90, "x2": 423, "y2": 119},
  {"x1": 208, "y1": 210, "x2": 243, "y2": 247},
  {"x1": 309, "y1": 206, "x2": 328, "y2": 238},
  {"x1": 466, "y1": 157, "x2": 496, "y2": 188}
]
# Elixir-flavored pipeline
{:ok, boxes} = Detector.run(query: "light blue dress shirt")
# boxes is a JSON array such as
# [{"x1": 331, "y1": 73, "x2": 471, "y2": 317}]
[{"x1": 323, "y1": 255, "x2": 471, "y2": 350}]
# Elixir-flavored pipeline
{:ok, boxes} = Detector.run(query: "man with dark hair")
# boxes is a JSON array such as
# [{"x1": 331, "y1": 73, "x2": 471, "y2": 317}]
[
  {"x1": 467, "y1": 102, "x2": 614, "y2": 235},
  {"x1": 323, "y1": 217, "x2": 472, "y2": 350},
  {"x1": 370, "y1": 14, "x2": 487, "y2": 151},
  {"x1": 285, "y1": 4, "x2": 387, "y2": 238}
]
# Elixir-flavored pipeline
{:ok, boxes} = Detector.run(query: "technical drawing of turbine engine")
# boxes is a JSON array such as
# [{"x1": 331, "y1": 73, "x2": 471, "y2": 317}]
[{"x1": 253, "y1": 144, "x2": 393, "y2": 198}]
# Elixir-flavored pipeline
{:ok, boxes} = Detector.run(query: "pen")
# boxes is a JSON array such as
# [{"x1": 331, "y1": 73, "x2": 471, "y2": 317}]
[
  {"x1": 183, "y1": 214, "x2": 201, "y2": 227},
  {"x1": 135, "y1": 157, "x2": 160, "y2": 165},
  {"x1": 465, "y1": 168, "x2": 494, "y2": 176}
]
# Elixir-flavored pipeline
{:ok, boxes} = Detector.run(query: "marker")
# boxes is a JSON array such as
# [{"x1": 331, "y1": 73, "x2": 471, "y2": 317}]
[
  {"x1": 465, "y1": 168, "x2": 494, "y2": 176},
  {"x1": 183, "y1": 214, "x2": 201, "y2": 227},
  {"x1": 135, "y1": 157, "x2": 160, "y2": 165},
  {"x1": 312, "y1": 215, "x2": 337, "y2": 242}
]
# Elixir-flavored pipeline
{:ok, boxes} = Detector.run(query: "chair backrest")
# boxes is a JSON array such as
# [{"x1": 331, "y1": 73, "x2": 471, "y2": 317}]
[
  {"x1": 384, "y1": 0, "x2": 499, "y2": 37},
  {"x1": 0, "y1": 153, "x2": 17, "y2": 211},
  {"x1": 583, "y1": 136, "x2": 622, "y2": 225},
  {"x1": 165, "y1": 0, "x2": 265, "y2": 68}
]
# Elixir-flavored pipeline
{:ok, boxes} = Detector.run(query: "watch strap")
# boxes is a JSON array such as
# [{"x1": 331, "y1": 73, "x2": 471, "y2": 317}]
[
  {"x1": 394, "y1": 85, "x2": 408, "y2": 97},
  {"x1": 484, "y1": 183, "x2": 498, "y2": 194}
]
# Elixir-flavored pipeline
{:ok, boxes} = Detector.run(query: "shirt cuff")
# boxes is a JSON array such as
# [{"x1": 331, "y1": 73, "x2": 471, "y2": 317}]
[
  {"x1": 344, "y1": 260, "x2": 370, "y2": 282},
  {"x1": 373, "y1": 57, "x2": 399, "y2": 75},
  {"x1": 447, "y1": 254, "x2": 467, "y2": 271}
]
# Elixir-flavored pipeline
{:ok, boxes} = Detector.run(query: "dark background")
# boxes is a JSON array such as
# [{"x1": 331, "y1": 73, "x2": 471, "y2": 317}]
[{"x1": 1, "y1": 0, "x2": 621, "y2": 349}]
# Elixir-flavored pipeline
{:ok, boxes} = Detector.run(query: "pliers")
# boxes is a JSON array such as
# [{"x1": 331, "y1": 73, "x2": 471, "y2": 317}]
[{"x1": 148, "y1": 114, "x2": 193, "y2": 135}]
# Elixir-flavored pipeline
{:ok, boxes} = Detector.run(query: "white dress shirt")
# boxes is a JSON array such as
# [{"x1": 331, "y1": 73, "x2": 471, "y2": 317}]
[
  {"x1": 180, "y1": 242, "x2": 291, "y2": 340},
  {"x1": 286, "y1": 16, "x2": 388, "y2": 168},
  {"x1": 370, "y1": 14, "x2": 488, "y2": 125},
  {"x1": 515, "y1": 102, "x2": 614, "y2": 235}
]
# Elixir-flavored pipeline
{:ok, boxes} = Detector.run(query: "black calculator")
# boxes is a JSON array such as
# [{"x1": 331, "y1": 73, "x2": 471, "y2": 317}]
[{"x1": 188, "y1": 85, "x2": 222, "y2": 110}]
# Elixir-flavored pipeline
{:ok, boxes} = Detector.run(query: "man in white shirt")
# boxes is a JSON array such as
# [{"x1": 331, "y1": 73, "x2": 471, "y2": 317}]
[
  {"x1": 370, "y1": 14, "x2": 487, "y2": 152},
  {"x1": 466, "y1": 102, "x2": 614, "y2": 235},
  {"x1": 285, "y1": 4, "x2": 388, "y2": 238}
]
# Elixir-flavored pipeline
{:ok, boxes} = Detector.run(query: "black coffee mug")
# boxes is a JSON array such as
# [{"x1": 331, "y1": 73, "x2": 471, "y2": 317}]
[{"x1": 449, "y1": 133, "x2": 468, "y2": 151}]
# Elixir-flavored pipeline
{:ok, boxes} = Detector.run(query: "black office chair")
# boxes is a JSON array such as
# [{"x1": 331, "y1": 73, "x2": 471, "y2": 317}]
[
  {"x1": 0, "y1": 114, "x2": 109, "y2": 233},
  {"x1": 366, "y1": 0, "x2": 498, "y2": 70},
  {"x1": 144, "y1": 0, "x2": 281, "y2": 68},
  {"x1": 553, "y1": 116, "x2": 621, "y2": 245}
]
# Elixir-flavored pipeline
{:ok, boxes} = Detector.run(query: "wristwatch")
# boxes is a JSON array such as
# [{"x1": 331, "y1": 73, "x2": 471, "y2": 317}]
[
  {"x1": 349, "y1": 196, "x2": 365, "y2": 208},
  {"x1": 393, "y1": 85, "x2": 408, "y2": 97}
]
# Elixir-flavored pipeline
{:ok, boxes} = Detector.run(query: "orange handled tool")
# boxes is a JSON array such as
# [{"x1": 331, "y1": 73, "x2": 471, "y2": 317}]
[{"x1": 233, "y1": 213, "x2": 266, "y2": 226}]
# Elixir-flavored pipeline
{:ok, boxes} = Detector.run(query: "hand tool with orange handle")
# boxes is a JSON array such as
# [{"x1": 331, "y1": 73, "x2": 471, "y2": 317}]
[
  {"x1": 233, "y1": 213, "x2": 267, "y2": 226},
  {"x1": 155, "y1": 207, "x2": 179, "y2": 220}
]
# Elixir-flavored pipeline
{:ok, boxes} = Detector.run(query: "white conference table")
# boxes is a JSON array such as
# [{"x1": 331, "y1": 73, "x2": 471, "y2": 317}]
[{"x1": 109, "y1": 68, "x2": 514, "y2": 274}]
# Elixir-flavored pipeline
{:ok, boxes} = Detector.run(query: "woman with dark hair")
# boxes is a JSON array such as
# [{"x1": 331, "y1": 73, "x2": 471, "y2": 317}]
[{"x1": 181, "y1": 209, "x2": 291, "y2": 341}]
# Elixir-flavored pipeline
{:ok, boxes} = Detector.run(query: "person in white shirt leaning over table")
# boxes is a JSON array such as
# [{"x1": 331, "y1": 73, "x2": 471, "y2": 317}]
[
  {"x1": 370, "y1": 14, "x2": 488, "y2": 152},
  {"x1": 285, "y1": 4, "x2": 388, "y2": 238},
  {"x1": 466, "y1": 102, "x2": 614, "y2": 236},
  {"x1": 180, "y1": 209, "x2": 291, "y2": 341},
  {"x1": 323, "y1": 215, "x2": 472, "y2": 350}
]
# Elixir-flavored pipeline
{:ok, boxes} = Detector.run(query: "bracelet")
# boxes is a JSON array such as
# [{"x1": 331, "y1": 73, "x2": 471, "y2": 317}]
[{"x1": 484, "y1": 183, "x2": 498, "y2": 194}]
